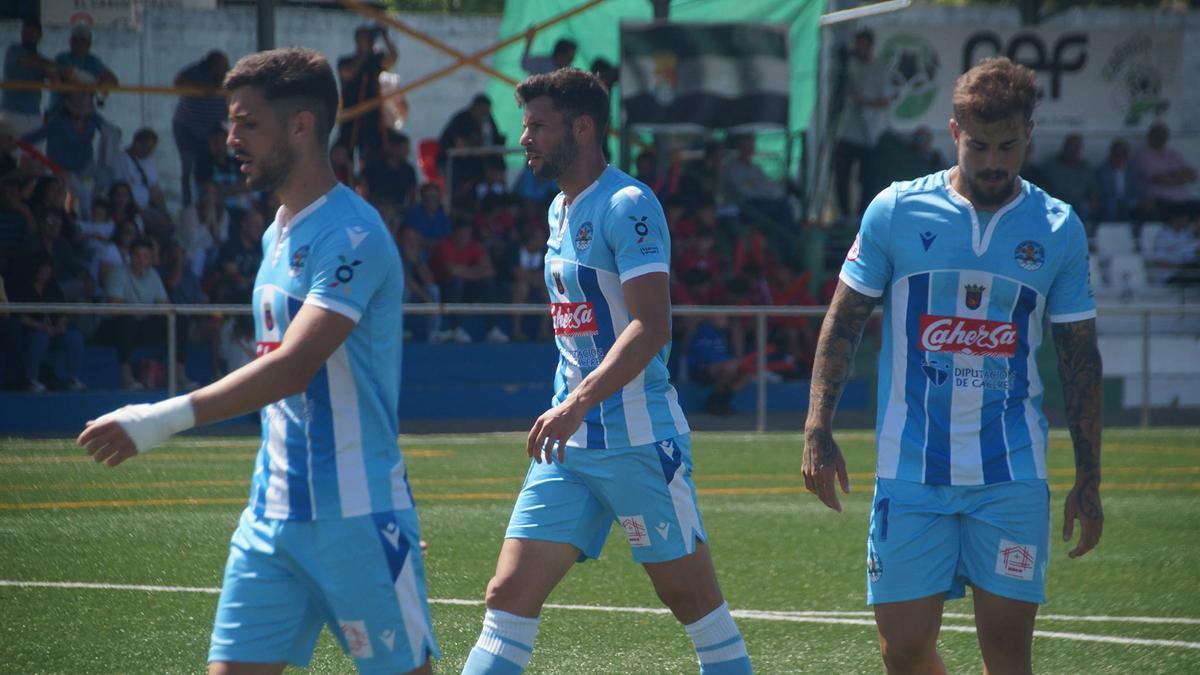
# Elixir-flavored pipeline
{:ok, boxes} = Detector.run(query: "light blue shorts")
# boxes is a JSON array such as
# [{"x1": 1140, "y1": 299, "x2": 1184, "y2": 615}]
[
  {"x1": 866, "y1": 478, "x2": 1051, "y2": 606},
  {"x1": 208, "y1": 507, "x2": 439, "y2": 673},
  {"x1": 506, "y1": 434, "x2": 708, "y2": 564}
]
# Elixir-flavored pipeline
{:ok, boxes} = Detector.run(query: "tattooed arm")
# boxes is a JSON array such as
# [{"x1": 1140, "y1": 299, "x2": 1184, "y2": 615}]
[
  {"x1": 1052, "y1": 318, "x2": 1104, "y2": 558},
  {"x1": 802, "y1": 281, "x2": 879, "y2": 512}
]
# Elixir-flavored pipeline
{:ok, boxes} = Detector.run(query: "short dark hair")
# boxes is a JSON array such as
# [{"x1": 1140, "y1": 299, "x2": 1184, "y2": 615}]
[
  {"x1": 130, "y1": 237, "x2": 155, "y2": 253},
  {"x1": 553, "y1": 39, "x2": 577, "y2": 57},
  {"x1": 953, "y1": 57, "x2": 1038, "y2": 125},
  {"x1": 223, "y1": 47, "x2": 339, "y2": 146},
  {"x1": 133, "y1": 128, "x2": 158, "y2": 145},
  {"x1": 471, "y1": 94, "x2": 491, "y2": 108},
  {"x1": 515, "y1": 68, "x2": 610, "y2": 145}
]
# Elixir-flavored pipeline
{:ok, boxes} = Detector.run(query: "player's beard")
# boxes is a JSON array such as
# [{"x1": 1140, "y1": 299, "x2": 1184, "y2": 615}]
[
  {"x1": 246, "y1": 134, "x2": 297, "y2": 193},
  {"x1": 964, "y1": 169, "x2": 1016, "y2": 208},
  {"x1": 532, "y1": 131, "x2": 578, "y2": 181}
]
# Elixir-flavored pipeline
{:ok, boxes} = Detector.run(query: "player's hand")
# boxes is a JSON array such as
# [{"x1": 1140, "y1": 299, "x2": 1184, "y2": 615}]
[
  {"x1": 526, "y1": 400, "x2": 586, "y2": 464},
  {"x1": 77, "y1": 415, "x2": 138, "y2": 467},
  {"x1": 802, "y1": 427, "x2": 850, "y2": 512},
  {"x1": 1063, "y1": 476, "x2": 1103, "y2": 559}
]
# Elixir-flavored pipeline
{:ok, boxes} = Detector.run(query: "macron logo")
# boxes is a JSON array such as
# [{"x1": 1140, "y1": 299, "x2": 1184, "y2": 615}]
[
  {"x1": 381, "y1": 522, "x2": 402, "y2": 550},
  {"x1": 380, "y1": 629, "x2": 396, "y2": 652},
  {"x1": 656, "y1": 522, "x2": 671, "y2": 541},
  {"x1": 920, "y1": 231, "x2": 937, "y2": 251},
  {"x1": 346, "y1": 227, "x2": 369, "y2": 250}
]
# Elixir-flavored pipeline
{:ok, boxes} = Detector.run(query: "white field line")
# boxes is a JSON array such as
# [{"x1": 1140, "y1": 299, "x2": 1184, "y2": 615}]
[{"x1": 2, "y1": 580, "x2": 1198, "y2": 650}]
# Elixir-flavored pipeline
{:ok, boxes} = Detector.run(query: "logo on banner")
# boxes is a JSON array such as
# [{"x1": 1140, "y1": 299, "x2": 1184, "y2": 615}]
[
  {"x1": 879, "y1": 34, "x2": 941, "y2": 120},
  {"x1": 919, "y1": 315, "x2": 1018, "y2": 357},
  {"x1": 652, "y1": 51, "x2": 679, "y2": 105},
  {"x1": 551, "y1": 302, "x2": 599, "y2": 337},
  {"x1": 964, "y1": 284, "x2": 985, "y2": 310},
  {"x1": 1014, "y1": 240, "x2": 1045, "y2": 271},
  {"x1": 1101, "y1": 33, "x2": 1172, "y2": 126}
]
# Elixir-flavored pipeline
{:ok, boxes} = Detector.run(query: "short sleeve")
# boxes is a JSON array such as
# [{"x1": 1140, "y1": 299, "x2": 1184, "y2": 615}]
[
  {"x1": 1046, "y1": 211, "x2": 1096, "y2": 323},
  {"x1": 305, "y1": 220, "x2": 391, "y2": 323},
  {"x1": 838, "y1": 185, "x2": 896, "y2": 297},
  {"x1": 603, "y1": 185, "x2": 671, "y2": 283}
]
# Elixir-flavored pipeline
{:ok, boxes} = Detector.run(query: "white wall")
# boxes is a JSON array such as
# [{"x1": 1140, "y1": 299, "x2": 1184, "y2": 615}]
[{"x1": 0, "y1": 7, "x2": 501, "y2": 206}]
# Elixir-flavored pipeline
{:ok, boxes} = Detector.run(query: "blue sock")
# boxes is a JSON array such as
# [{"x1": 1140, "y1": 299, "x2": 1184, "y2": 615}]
[
  {"x1": 460, "y1": 608, "x2": 539, "y2": 675},
  {"x1": 685, "y1": 602, "x2": 753, "y2": 674}
]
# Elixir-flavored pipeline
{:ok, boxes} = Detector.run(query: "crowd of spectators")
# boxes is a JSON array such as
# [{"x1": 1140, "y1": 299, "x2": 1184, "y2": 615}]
[{"x1": 2, "y1": 19, "x2": 1197, "y2": 410}]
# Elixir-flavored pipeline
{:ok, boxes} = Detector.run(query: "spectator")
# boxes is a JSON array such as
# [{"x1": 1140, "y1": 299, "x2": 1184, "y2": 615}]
[
  {"x1": 677, "y1": 140, "x2": 725, "y2": 209},
  {"x1": 172, "y1": 50, "x2": 229, "y2": 206},
  {"x1": 177, "y1": 180, "x2": 229, "y2": 278},
  {"x1": 0, "y1": 119, "x2": 18, "y2": 180},
  {"x1": 0, "y1": 264, "x2": 24, "y2": 390},
  {"x1": 438, "y1": 94, "x2": 506, "y2": 208},
  {"x1": 1148, "y1": 214, "x2": 1199, "y2": 285},
  {"x1": 590, "y1": 57, "x2": 618, "y2": 91},
  {"x1": 78, "y1": 197, "x2": 114, "y2": 280},
  {"x1": 2, "y1": 18, "x2": 59, "y2": 136},
  {"x1": 194, "y1": 127, "x2": 247, "y2": 211},
  {"x1": 22, "y1": 206, "x2": 89, "y2": 302},
  {"x1": 395, "y1": 225, "x2": 443, "y2": 342},
  {"x1": 337, "y1": 23, "x2": 398, "y2": 158},
  {"x1": 362, "y1": 130, "x2": 417, "y2": 208},
  {"x1": 686, "y1": 315, "x2": 754, "y2": 416},
  {"x1": 115, "y1": 127, "x2": 174, "y2": 239},
  {"x1": 51, "y1": 24, "x2": 118, "y2": 115},
  {"x1": 98, "y1": 237, "x2": 187, "y2": 389},
  {"x1": 722, "y1": 133, "x2": 786, "y2": 205},
  {"x1": 431, "y1": 218, "x2": 506, "y2": 343},
  {"x1": 107, "y1": 180, "x2": 145, "y2": 236},
  {"x1": 1091, "y1": 139, "x2": 1154, "y2": 230},
  {"x1": 835, "y1": 29, "x2": 893, "y2": 218},
  {"x1": 910, "y1": 126, "x2": 946, "y2": 173},
  {"x1": 512, "y1": 163, "x2": 558, "y2": 206},
  {"x1": 93, "y1": 217, "x2": 138, "y2": 293},
  {"x1": 158, "y1": 241, "x2": 202, "y2": 387},
  {"x1": 212, "y1": 206, "x2": 265, "y2": 304},
  {"x1": 1039, "y1": 133, "x2": 1092, "y2": 220},
  {"x1": 507, "y1": 226, "x2": 549, "y2": 342},
  {"x1": 521, "y1": 32, "x2": 576, "y2": 75},
  {"x1": 218, "y1": 314, "x2": 255, "y2": 375},
  {"x1": 0, "y1": 173, "x2": 36, "y2": 258},
  {"x1": 10, "y1": 254, "x2": 85, "y2": 392},
  {"x1": 21, "y1": 92, "x2": 101, "y2": 213},
  {"x1": 1136, "y1": 123, "x2": 1200, "y2": 223},
  {"x1": 406, "y1": 182, "x2": 451, "y2": 245}
]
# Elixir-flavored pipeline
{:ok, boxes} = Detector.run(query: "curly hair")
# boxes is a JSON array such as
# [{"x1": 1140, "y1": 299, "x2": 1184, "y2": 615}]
[
  {"x1": 952, "y1": 57, "x2": 1038, "y2": 125},
  {"x1": 515, "y1": 68, "x2": 609, "y2": 145}
]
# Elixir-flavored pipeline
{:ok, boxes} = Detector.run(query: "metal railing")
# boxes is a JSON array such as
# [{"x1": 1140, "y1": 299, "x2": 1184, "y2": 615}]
[{"x1": 4, "y1": 302, "x2": 1198, "y2": 430}]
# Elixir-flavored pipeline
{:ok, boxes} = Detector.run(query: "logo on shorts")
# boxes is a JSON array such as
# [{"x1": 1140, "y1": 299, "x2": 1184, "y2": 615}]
[
  {"x1": 656, "y1": 521, "x2": 671, "y2": 541},
  {"x1": 339, "y1": 620, "x2": 374, "y2": 659},
  {"x1": 868, "y1": 549, "x2": 884, "y2": 582},
  {"x1": 995, "y1": 539, "x2": 1037, "y2": 581},
  {"x1": 381, "y1": 521, "x2": 402, "y2": 550},
  {"x1": 619, "y1": 514, "x2": 651, "y2": 547},
  {"x1": 379, "y1": 629, "x2": 396, "y2": 652},
  {"x1": 1014, "y1": 240, "x2": 1045, "y2": 271}
]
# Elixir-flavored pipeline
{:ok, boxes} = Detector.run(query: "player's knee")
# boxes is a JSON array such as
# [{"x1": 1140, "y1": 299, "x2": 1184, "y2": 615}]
[
  {"x1": 653, "y1": 578, "x2": 722, "y2": 622},
  {"x1": 484, "y1": 573, "x2": 539, "y2": 615},
  {"x1": 878, "y1": 626, "x2": 939, "y2": 673}
]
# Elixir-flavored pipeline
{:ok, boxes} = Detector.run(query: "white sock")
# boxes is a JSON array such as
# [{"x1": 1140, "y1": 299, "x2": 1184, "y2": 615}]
[
  {"x1": 685, "y1": 602, "x2": 751, "y2": 671},
  {"x1": 473, "y1": 608, "x2": 540, "y2": 670}
]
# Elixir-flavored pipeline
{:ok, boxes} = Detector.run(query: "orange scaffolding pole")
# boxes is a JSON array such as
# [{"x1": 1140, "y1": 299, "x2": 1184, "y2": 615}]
[{"x1": 335, "y1": 0, "x2": 609, "y2": 123}]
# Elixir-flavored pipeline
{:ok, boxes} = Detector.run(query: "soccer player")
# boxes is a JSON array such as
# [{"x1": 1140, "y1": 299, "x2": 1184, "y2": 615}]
[
  {"x1": 460, "y1": 68, "x2": 752, "y2": 675},
  {"x1": 801, "y1": 57, "x2": 1103, "y2": 674},
  {"x1": 75, "y1": 48, "x2": 437, "y2": 675}
]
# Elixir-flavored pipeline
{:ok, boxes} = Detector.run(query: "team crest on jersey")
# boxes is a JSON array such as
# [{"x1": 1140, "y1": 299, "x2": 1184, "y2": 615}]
[
  {"x1": 964, "y1": 284, "x2": 985, "y2": 310},
  {"x1": 289, "y1": 245, "x2": 309, "y2": 277},
  {"x1": 1014, "y1": 240, "x2": 1045, "y2": 271},
  {"x1": 921, "y1": 359, "x2": 948, "y2": 386},
  {"x1": 574, "y1": 222, "x2": 594, "y2": 251},
  {"x1": 328, "y1": 255, "x2": 362, "y2": 292}
]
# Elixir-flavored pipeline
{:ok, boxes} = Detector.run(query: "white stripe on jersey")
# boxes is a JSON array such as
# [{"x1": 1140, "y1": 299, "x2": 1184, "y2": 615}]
[
  {"x1": 595, "y1": 266, "x2": 655, "y2": 446},
  {"x1": 395, "y1": 547, "x2": 430, "y2": 666},
  {"x1": 263, "y1": 404, "x2": 291, "y2": 519},
  {"x1": 877, "y1": 275, "x2": 910, "y2": 480},
  {"x1": 550, "y1": 258, "x2": 590, "y2": 449},
  {"x1": 949, "y1": 270, "x2": 988, "y2": 485},
  {"x1": 1025, "y1": 295, "x2": 1048, "y2": 479},
  {"x1": 328, "y1": 344, "x2": 371, "y2": 517},
  {"x1": 664, "y1": 387, "x2": 689, "y2": 436}
]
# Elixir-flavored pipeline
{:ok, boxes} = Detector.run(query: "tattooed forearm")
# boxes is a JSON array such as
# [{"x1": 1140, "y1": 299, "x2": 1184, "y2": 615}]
[
  {"x1": 805, "y1": 282, "x2": 878, "y2": 432},
  {"x1": 1052, "y1": 319, "x2": 1104, "y2": 484}
]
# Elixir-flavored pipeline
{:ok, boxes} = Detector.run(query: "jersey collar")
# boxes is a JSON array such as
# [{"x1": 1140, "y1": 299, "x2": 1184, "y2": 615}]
[{"x1": 942, "y1": 169, "x2": 1028, "y2": 257}]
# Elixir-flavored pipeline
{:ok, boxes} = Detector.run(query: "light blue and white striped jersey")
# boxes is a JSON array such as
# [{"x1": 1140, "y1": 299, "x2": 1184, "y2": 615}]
[
  {"x1": 840, "y1": 170, "x2": 1095, "y2": 486},
  {"x1": 544, "y1": 166, "x2": 689, "y2": 449},
  {"x1": 249, "y1": 184, "x2": 411, "y2": 520}
]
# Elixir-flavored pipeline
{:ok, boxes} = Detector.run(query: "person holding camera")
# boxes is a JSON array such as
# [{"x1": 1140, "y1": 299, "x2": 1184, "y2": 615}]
[{"x1": 337, "y1": 23, "x2": 398, "y2": 161}]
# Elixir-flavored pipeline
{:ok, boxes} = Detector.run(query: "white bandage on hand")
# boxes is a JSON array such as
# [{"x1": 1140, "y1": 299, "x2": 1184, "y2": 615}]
[{"x1": 94, "y1": 395, "x2": 196, "y2": 454}]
